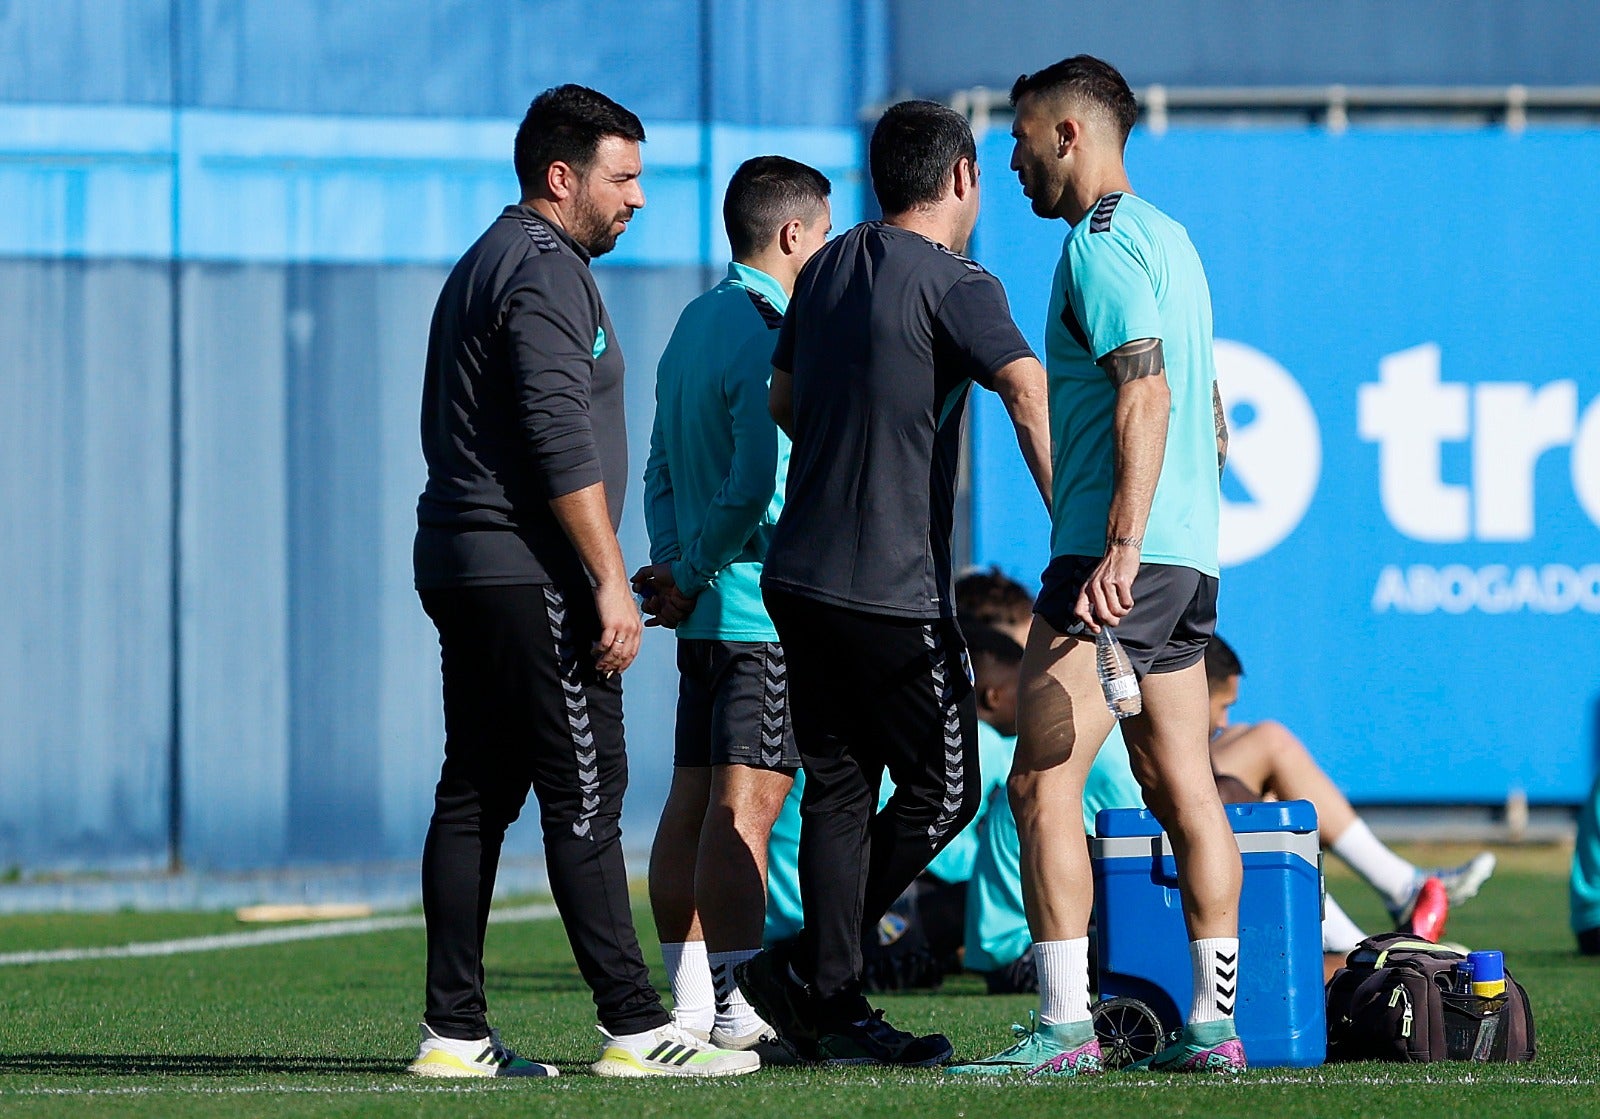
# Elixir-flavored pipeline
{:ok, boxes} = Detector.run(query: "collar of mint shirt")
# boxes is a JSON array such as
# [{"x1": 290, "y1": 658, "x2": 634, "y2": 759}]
[{"x1": 726, "y1": 260, "x2": 789, "y2": 315}]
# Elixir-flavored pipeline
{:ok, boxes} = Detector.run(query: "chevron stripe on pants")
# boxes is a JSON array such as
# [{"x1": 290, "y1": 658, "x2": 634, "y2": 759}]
[
  {"x1": 418, "y1": 584, "x2": 670, "y2": 1040},
  {"x1": 763, "y1": 588, "x2": 981, "y2": 1023}
]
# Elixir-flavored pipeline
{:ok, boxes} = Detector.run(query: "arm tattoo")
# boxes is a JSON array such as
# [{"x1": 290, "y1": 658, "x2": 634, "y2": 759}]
[
  {"x1": 1213, "y1": 381, "x2": 1229, "y2": 476},
  {"x1": 1107, "y1": 534, "x2": 1143, "y2": 549},
  {"x1": 1099, "y1": 338, "x2": 1164, "y2": 387}
]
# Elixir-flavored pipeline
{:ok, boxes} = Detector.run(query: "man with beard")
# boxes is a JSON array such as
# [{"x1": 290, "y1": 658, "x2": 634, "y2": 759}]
[
  {"x1": 411, "y1": 84, "x2": 755, "y2": 1080},
  {"x1": 950, "y1": 56, "x2": 1243, "y2": 1077}
]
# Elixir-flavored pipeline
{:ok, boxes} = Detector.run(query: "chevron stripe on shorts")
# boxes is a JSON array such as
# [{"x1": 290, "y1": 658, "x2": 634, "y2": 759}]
[
  {"x1": 544, "y1": 586, "x2": 601, "y2": 839},
  {"x1": 923, "y1": 624, "x2": 966, "y2": 844},
  {"x1": 758, "y1": 644, "x2": 789, "y2": 769}
]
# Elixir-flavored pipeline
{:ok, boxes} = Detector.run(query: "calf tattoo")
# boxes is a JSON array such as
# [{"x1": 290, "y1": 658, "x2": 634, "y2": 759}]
[
  {"x1": 1213, "y1": 381, "x2": 1229, "y2": 475},
  {"x1": 1099, "y1": 337, "x2": 1165, "y2": 386}
]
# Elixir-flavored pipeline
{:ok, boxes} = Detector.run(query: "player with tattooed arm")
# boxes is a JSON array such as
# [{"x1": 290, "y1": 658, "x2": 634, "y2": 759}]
[{"x1": 949, "y1": 55, "x2": 1243, "y2": 1078}]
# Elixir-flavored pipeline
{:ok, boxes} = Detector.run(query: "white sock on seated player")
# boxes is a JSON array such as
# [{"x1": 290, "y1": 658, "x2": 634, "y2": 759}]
[{"x1": 1330, "y1": 819, "x2": 1418, "y2": 909}]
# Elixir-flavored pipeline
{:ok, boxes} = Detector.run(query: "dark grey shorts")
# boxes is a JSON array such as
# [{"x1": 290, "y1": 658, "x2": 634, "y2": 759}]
[
  {"x1": 1033, "y1": 555, "x2": 1218, "y2": 678},
  {"x1": 673, "y1": 639, "x2": 800, "y2": 770}
]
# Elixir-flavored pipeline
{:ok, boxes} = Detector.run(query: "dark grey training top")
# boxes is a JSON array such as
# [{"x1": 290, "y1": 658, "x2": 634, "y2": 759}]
[
  {"x1": 762, "y1": 222, "x2": 1034, "y2": 619},
  {"x1": 414, "y1": 205, "x2": 626, "y2": 589}
]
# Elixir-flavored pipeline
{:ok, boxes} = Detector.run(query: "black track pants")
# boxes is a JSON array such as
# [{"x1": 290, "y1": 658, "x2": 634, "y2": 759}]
[
  {"x1": 418, "y1": 583, "x2": 670, "y2": 1039},
  {"x1": 764, "y1": 588, "x2": 981, "y2": 1022}
]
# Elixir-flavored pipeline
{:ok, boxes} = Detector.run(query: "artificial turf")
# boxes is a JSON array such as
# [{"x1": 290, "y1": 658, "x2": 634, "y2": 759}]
[{"x1": 0, "y1": 844, "x2": 1593, "y2": 1118}]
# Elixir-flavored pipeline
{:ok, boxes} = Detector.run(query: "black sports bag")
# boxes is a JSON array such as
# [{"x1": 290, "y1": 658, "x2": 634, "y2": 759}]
[{"x1": 1325, "y1": 933, "x2": 1535, "y2": 1063}]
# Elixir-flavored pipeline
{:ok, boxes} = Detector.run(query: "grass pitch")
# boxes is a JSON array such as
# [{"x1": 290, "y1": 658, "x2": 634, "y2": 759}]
[{"x1": 0, "y1": 844, "x2": 1593, "y2": 1118}]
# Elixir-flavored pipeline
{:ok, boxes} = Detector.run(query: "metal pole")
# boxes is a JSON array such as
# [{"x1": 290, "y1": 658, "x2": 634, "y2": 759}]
[{"x1": 166, "y1": 0, "x2": 185, "y2": 873}]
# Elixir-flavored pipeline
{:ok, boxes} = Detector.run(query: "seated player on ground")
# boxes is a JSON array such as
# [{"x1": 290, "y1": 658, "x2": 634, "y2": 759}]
[
  {"x1": 1205, "y1": 636, "x2": 1495, "y2": 949},
  {"x1": 760, "y1": 627, "x2": 1021, "y2": 991}
]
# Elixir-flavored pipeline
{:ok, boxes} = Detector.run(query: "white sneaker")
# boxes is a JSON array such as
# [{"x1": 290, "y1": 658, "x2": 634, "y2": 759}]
[
  {"x1": 1432, "y1": 852, "x2": 1497, "y2": 906},
  {"x1": 590, "y1": 1021, "x2": 760, "y2": 1077},
  {"x1": 407, "y1": 1023, "x2": 558, "y2": 1078}
]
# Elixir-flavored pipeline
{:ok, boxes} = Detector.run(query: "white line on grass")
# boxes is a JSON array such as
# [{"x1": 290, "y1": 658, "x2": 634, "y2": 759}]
[
  {"x1": 7, "y1": 1085, "x2": 535, "y2": 1097},
  {"x1": 4, "y1": 1074, "x2": 1595, "y2": 1097},
  {"x1": 0, "y1": 903, "x2": 559, "y2": 967}
]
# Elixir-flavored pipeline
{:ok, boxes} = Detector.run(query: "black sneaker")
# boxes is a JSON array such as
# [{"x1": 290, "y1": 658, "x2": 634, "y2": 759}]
[
  {"x1": 815, "y1": 1009, "x2": 953, "y2": 1067},
  {"x1": 734, "y1": 950, "x2": 820, "y2": 1058}
]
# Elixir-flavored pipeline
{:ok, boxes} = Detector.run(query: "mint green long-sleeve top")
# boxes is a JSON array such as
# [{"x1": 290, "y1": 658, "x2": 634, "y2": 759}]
[{"x1": 643, "y1": 262, "x2": 791, "y2": 642}]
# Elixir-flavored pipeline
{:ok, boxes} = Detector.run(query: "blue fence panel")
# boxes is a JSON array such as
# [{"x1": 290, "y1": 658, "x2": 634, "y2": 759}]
[
  {"x1": 0, "y1": 260, "x2": 174, "y2": 872},
  {"x1": 971, "y1": 127, "x2": 1600, "y2": 805},
  {"x1": 0, "y1": 33, "x2": 867, "y2": 870}
]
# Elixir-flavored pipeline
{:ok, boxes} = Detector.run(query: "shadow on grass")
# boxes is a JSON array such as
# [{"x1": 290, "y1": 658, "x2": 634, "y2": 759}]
[
  {"x1": 489, "y1": 966, "x2": 591, "y2": 994},
  {"x1": 0, "y1": 1054, "x2": 404, "y2": 1076}
]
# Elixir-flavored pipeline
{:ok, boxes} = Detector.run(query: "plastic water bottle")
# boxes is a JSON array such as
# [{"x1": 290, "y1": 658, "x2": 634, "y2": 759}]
[{"x1": 1095, "y1": 626, "x2": 1142, "y2": 719}]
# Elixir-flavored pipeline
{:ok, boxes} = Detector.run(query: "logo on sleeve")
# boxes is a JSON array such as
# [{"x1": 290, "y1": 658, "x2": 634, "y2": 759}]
[
  {"x1": 592, "y1": 327, "x2": 608, "y2": 359},
  {"x1": 929, "y1": 240, "x2": 985, "y2": 273},
  {"x1": 1089, "y1": 192, "x2": 1123, "y2": 234},
  {"x1": 519, "y1": 217, "x2": 561, "y2": 254},
  {"x1": 744, "y1": 288, "x2": 785, "y2": 329}
]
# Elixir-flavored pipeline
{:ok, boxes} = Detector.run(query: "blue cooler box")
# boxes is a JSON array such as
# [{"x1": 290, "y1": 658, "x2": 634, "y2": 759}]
[{"x1": 1092, "y1": 800, "x2": 1326, "y2": 1067}]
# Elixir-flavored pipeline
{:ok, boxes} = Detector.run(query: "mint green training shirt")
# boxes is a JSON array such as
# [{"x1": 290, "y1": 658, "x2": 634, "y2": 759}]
[
  {"x1": 1045, "y1": 191, "x2": 1220, "y2": 576},
  {"x1": 964, "y1": 725, "x2": 1145, "y2": 973},
  {"x1": 644, "y1": 262, "x2": 791, "y2": 641}
]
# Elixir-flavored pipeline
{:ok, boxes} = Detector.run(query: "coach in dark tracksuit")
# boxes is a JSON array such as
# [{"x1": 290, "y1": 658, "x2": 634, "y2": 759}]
[
  {"x1": 738, "y1": 101, "x2": 1052, "y2": 1068},
  {"x1": 411, "y1": 86, "x2": 755, "y2": 1080}
]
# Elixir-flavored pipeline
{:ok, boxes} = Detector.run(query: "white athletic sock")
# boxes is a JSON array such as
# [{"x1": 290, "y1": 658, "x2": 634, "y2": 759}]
[
  {"x1": 1188, "y1": 937, "x2": 1239, "y2": 1024},
  {"x1": 1035, "y1": 938, "x2": 1092, "y2": 1026},
  {"x1": 708, "y1": 949, "x2": 766, "y2": 1035},
  {"x1": 1330, "y1": 819, "x2": 1418, "y2": 907},
  {"x1": 660, "y1": 941, "x2": 715, "y2": 1035},
  {"x1": 1322, "y1": 894, "x2": 1367, "y2": 954}
]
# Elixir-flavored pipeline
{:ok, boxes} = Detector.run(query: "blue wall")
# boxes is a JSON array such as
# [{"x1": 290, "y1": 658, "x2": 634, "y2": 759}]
[
  {"x1": 0, "y1": 1, "x2": 881, "y2": 873},
  {"x1": 970, "y1": 127, "x2": 1600, "y2": 805},
  {"x1": 893, "y1": 0, "x2": 1600, "y2": 95}
]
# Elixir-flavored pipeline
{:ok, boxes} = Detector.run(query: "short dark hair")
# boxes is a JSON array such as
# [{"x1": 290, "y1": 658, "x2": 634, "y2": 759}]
[
  {"x1": 868, "y1": 100, "x2": 977, "y2": 215},
  {"x1": 956, "y1": 566, "x2": 1034, "y2": 630},
  {"x1": 1010, "y1": 55, "x2": 1139, "y2": 145},
  {"x1": 966, "y1": 624, "x2": 1024, "y2": 673},
  {"x1": 514, "y1": 84, "x2": 645, "y2": 197},
  {"x1": 722, "y1": 156, "x2": 832, "y2": 259},
  {"x1": 1205, "y1": 634, "x2": 1244, "y2": 684}
]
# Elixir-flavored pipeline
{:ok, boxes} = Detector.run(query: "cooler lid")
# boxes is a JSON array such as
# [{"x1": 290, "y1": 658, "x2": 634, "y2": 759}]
[{"x1": 1096, "y1": 798, "x2": 1318, "y2": 838}]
